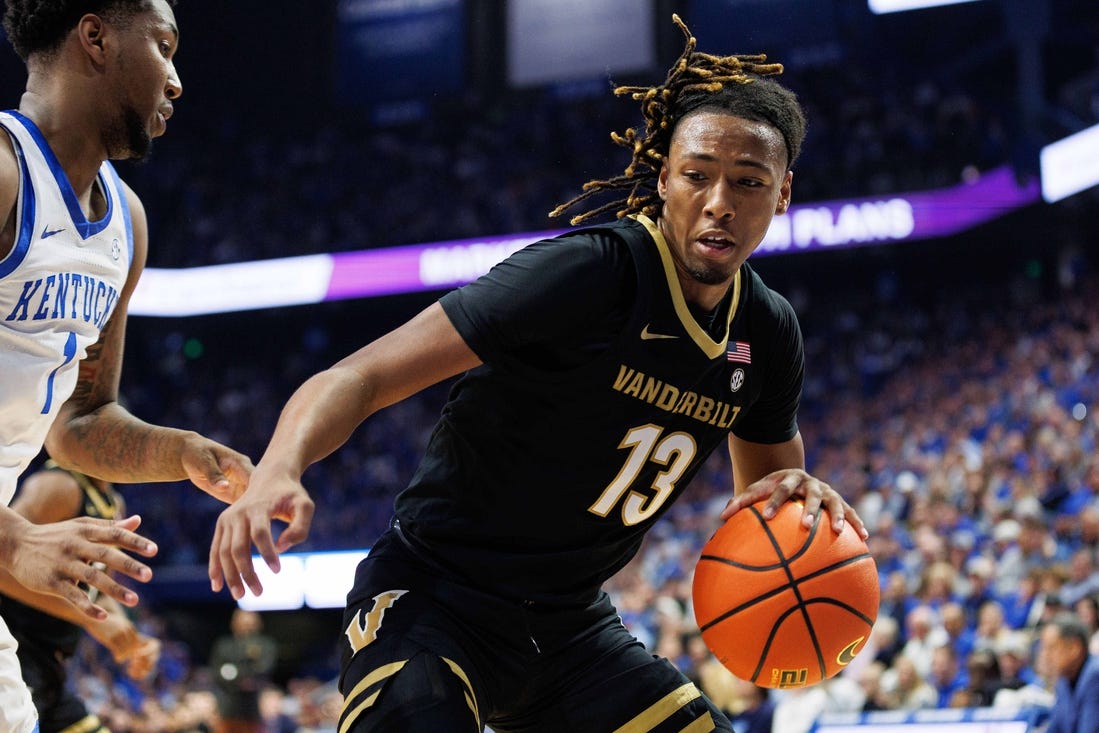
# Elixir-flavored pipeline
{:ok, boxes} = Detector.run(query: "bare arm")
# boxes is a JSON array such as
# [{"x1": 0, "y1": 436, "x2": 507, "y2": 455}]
[
  {"x1": 44, "y1": 184, "x2": 253, "y2": 503},
  {"x1": 722, "y1": 432, "x2": 868, "y2": 538},
  {"x1": 209, "y1": 301, "x2": 481, "y2": 599}
]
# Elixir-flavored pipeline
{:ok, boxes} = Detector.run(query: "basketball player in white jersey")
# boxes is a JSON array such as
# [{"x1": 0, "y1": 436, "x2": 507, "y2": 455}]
[{"x1": 1, "y1": 2, "x2": 253, "y2": 730}]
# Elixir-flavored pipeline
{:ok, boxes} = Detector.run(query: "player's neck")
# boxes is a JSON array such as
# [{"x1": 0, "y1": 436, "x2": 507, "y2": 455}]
[{"x1": 17, "y1": 89, "x2": 108, "y2": 200}]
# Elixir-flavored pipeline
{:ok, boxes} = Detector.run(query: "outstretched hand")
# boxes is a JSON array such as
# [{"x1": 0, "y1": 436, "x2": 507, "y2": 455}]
[
  {"x1": 7, "y1": 514, "x2": 157, "y2": 619},
  {"x1": 119, "y1": 633, "x2": 162, "y2": 680},
  {"x1": 181, "y1": 436, "x2": 255, "y2": 505},
  {"x1": 89, "y1": 605, "x2": 162, "y2": 680},
  {"x1": 208, "y1": 466, "x2": 315, "y2": 600},
  {"x1": 721, "y1": 468, "x2": 869, "y2": 540}
]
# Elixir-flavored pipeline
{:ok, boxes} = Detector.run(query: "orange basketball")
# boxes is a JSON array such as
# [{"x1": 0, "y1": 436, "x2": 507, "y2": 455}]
[{"x1": 692, "y1": 499, "x2": 879, "y2": 689}]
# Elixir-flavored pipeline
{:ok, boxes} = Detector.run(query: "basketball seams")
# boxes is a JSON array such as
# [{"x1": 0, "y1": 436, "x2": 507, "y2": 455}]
[
  {"x1": 698, "y1": 581, "x2": 793, "y2": 632},
  {"x1": 798, "y1": 597, "x2": 877, "y2": 627},
  {"x1": 697, "y1": 554, "x2": 876, "y2": 630},
  {"x1": 748, "y1": 602, "x2": 814, "y2": 683},
  {"x1": 749, "y1": 599, "x2": 875, "y2": 684},
  {"x1": 692, "y1": 500, "x2": 880, "y2": 689}
]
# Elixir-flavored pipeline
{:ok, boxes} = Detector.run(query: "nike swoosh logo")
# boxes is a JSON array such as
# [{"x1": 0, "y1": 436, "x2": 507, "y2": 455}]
[
  {"x1": 836, "y1": 636, "x2": 865, "y2": 665},
  {"x1": 41, "y1": 226, "x2": 65, "y2": 239},
  {"x1": 640, "y1": 324, "x2": 678, "y2": 341}
]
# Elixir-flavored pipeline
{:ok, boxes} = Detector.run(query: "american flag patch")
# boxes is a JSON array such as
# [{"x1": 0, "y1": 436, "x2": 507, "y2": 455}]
[{"x1": 727, "y1": 341, "x2": 751, "y2": 364}]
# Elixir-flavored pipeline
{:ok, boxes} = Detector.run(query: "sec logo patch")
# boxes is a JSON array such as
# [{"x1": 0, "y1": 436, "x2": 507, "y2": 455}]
[{"x1": 730, "y1": 368, "x2": 745, "y2": 393}]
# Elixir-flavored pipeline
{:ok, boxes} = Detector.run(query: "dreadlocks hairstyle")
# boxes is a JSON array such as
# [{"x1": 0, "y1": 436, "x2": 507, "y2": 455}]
[
  {"x1": 551, "y1": 14, "x2": 807, "y2": 226},
  {"x1": 2, "y1": 0, "x2": 174, "y2": 61}
]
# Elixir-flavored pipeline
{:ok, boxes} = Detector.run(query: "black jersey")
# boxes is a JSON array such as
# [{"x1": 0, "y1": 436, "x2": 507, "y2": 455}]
[
  {"x1": 394, "y1": 215, "x2": 803, "y2": 604},
  {"x1": 1, "y1": 463, "x2": 122, "y2": 657}
]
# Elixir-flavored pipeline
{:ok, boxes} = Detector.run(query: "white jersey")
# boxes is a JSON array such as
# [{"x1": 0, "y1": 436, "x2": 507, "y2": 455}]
[{"x1": 0, "y1": 110, "x2": 133, "y2": 505}]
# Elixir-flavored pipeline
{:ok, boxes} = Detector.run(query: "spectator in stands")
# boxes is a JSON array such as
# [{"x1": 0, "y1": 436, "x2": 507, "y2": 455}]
[
  {"x1": 994, "y1": 631, "x2": 1039, "y2": 692},
  {"x1": 992, "y1": 519, "x2": 1026, "y2": 597},
  {"x1": 1060, "y1": 549, "x2": 1099, "y2": 608},
  {"x1": 1040, "y1": 612, "x2": 1099, "y2": 733},
  {"x1": 956, "y1": 646, "x2": 1002, "y2": 708},
  {"x1": 929, "y1": 643, "x2": 966, "y2": 708},
  {"x1": 1074, "y1": 595, "x2": 1099, "y2": 654},
  {"x1": 258, "y1": 686, "x2": 297, "y2": 733},
  {"x1": 724, "y1": 677, "x2": 774, "y2": 733},
  {"x1": 974, "y1": 600, "x2": 1012, "y2": 654},
  {"x1": 960, "y1": 556, "x2": 999, "y2": 629},
  {"x1": 209, "y1": 610, "x2": 278, "y2": 733},
  {"x1": 939, "y1": 601, "x2": 976, "y2": 661},
  {"x1": 1002, "y1": 567, "x2": 1048, "y2": 630},
  {"x1": 856, "y1": 660, "x2": 891, "y2": 712},
  {"x1": 884, "y1": 655, "x2": 938, "y2": 711},
  {"x1": 900, "y1": 604, "x2": 945, "y2": 677}
]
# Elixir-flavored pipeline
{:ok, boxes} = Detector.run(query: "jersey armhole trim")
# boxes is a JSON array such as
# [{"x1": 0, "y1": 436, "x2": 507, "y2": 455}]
[{"x1": 0, "y1": 126, "x2": 36, "y2": 279}]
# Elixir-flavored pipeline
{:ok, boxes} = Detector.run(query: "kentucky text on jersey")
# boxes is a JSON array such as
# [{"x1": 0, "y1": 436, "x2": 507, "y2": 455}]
[
  {"x1": 4, "y1": 272, "x2": 119, "y2": 327},
  {"x1": 612, "y1": 364, "x2": 741, "y2": 428}
]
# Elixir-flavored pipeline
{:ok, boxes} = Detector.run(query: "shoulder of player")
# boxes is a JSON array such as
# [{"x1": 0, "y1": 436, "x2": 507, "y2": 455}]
[
  {"x1": 550, "y1": 221, "x2": 631, "y2": 252},
  {"x1": 740, "y1": 263, "x2": 796, "y2": 319},
  {"x1": 523, "y1": 223, "x2": 636, "y2": 277},
  {"x1": 12, "y1": 468, "x2": 85, "y2": 523}
]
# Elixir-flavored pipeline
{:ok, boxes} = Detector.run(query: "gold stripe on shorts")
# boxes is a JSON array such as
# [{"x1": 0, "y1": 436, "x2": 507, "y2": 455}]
[
  {"x1": 339, "y1": 660, "x2": 407, "y2": 733},
  {"x1": 680, "y1": 711, "x2": 714, "y2": 733},
  {"x1": 441, "y1": 655, "x2": 480, "y2": 722},
  {"x1": 58, "y1": 716, "x2": 108, "y2": 733},
  {"x1": 338, "y1": 655, "x2": 480, "y2": 733},
  {"x1": 612, "y1": 682, "x2": 703, "y2": 733}
]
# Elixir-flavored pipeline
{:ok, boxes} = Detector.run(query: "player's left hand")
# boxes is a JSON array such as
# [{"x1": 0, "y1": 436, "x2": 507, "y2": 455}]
[
  {"x1": 720, "y1": 468, "x2": 869, "y2": 540},
  {"x1": 181, "y1": 436, "x2": 255, "y2": 504}
]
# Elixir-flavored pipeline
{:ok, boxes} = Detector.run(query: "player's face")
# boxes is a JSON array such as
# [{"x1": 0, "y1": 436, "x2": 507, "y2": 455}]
[
  {"x1": 104, "y1": 0, "x2": 182, "y2": 160},
  {"x1": 657, "y1": 111, "x2": 791, "y2": 307}
]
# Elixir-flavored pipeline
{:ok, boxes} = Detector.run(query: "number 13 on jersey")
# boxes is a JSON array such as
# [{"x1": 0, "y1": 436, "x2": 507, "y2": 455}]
[{"x1": 588, "y1": 424, "x2": 698, "y2": 527}]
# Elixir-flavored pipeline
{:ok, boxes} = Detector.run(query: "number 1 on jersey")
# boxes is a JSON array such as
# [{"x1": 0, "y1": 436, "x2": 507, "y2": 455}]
[
  {"x1": 41, "y1": 331, "x2": 77, "y2": 414},
  {"x1": 588, "y1": 424, "x2": 697, "y2": 526}
]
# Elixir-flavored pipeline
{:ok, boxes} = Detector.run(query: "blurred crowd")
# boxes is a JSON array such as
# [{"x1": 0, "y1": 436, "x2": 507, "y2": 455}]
[
  {"x1": 18, "y1": 24, "x2": 1099, "y2": 733},
  {"x1": 122, "y1": 39, "x2": 1099, "y2": 270}
]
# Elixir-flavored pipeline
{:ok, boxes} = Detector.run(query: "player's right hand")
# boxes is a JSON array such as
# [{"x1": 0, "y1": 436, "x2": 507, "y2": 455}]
[
  {"x1": 208, "y1": 465, "x2": 314, "y2": 600},
  {"x1": 7, "y1": 515, "x2": 157, "y2": 619}
]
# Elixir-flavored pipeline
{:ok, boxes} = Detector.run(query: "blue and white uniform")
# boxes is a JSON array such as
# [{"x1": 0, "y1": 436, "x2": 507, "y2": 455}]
[
  {"x1": 0, "y1": 110, "x2": 134, "y2": 733},
  {"x1": 0, "y1": 111, "x2": 133, "y2": 504}
]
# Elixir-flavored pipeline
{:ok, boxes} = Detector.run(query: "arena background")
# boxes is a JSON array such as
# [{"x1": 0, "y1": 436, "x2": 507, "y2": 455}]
[{"x1": 1, "y1": 0, "x2": 1098, "y2": 729}]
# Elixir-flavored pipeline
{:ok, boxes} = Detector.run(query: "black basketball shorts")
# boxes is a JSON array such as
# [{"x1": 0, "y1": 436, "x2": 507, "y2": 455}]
[{"x1": 337, "y1": 529, "x2": 732, "y2": 733}]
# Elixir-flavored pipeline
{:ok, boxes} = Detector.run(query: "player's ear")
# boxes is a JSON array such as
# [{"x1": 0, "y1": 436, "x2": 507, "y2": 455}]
[
  {"x1": 775, "y1": 170, "x2": 792, "y2": 214},
  {"x1": 76, "y1": 14, "x2": 109, "y2": 64},
  {"x1": 657, "y1": 163, "x2": 669, "y2": 201}
]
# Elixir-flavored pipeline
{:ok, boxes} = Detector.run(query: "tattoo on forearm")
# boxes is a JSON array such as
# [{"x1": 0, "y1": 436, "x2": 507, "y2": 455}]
[{"x1": 59, "y1": 315, "x2": 188, "y2": 482}]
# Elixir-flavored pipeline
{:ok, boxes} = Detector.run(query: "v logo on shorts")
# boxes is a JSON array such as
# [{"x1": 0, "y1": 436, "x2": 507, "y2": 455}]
[{"x1": 345, "y1": 589, "x2": 408, "y2": 654}]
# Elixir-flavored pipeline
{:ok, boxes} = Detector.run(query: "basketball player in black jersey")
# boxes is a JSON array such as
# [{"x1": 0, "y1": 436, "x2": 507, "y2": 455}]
[
  {"x1": 209, "y1": 15, "x2": 869, "y2": 732},
  {"x1": 0, "y1": 462, "x2": 161, "y2": 733}
]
